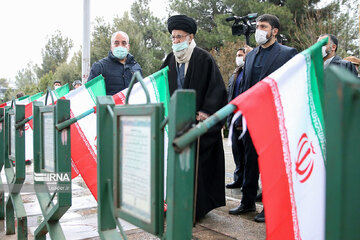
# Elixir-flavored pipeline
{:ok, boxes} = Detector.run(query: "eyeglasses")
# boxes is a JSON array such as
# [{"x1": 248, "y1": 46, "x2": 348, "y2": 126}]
[{"x1": 170, "y1": 34, "x2": 190, "y2": 41}]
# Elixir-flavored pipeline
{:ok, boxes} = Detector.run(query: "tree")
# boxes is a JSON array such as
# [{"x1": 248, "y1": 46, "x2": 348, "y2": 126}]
[
  {"x1": 37, "y1": 71, "x2": 55, "y2": 93},
  {"x1": 129, "y1": 0, "x2": 169, "y2": 76},
  {"x1": 0, "y1": 78, "x2": 9, "y2": 88},
  {"x1": 3, "y1": 88, "x2": 16, "y2": 103},
  {"x1": 291, "y1": 0, "x2": 359, "y2": 56},
  {"x1": 15, "y1": 61, "x2": 38, "y2": 91},
  {"x1": 210, "y1": 39, "x2": 245, "y2": 87},
  {"x1": 0, "y1": 78, "x2": 10, "y2": 103},
  {"x1": 90, "y1": 17, "x2": 112, "y2": 66},
  {"x1": 169, "y1": 0, "x2": 230, "y2": 50},
  {"x1": 37, "y1": 30, "x2": 73, "y2": 78},
  {"x1": 54, "y1": 61, "x2": 81, "y2": 89}
]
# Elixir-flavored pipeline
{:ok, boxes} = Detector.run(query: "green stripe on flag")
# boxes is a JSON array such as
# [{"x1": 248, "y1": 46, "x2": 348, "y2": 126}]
[
  {"x1": 302, "y1": 38, "x2": 327, "y2": 162},
  {"x1": 54, "y1": 83, "x2": 69, "y2": 98},
  {"x1": 150, "y1": 67, "x2": 170, "y2": 118},
  {"x1": 29, "y1": 92, "x2": 43, "y2": 102},
  {"x1": 84, "y1": 74, "x2": 106, "y2": 103},
  {"x1": 18, "y1": 95, "x2": 29, "y2": 101}
]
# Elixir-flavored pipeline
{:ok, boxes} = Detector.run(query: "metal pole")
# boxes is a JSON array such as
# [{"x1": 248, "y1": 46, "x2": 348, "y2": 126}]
[
  {"x1": 82, "y1": 0, "x2": 91, "y2": 84},
  {"x1": 173, "y1": 104, "x2": 237, "y2": 152},
  {"x1": 56, "y1": 107, "x2": 95, "y2": 131}
]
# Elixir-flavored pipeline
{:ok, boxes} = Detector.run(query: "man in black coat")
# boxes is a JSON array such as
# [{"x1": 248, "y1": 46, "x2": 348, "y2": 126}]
[
  {"x1": 228, "y1": 14, "x2": 297, "y2": 222},
  {"x1": 161, "y1": 15, "x2": 227, "y2": 220},
  {"x1": 317, "y1": 34, "x2": 358, "y2": 77},
  {"x1": 226, "y1": 46, "x2": 251, "y2": 190},
  {"x1": 87, "y1": 31, "x2": 142, "y2": 95}
]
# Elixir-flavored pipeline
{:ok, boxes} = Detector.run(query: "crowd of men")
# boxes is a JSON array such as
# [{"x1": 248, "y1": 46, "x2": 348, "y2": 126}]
[{"x1": 84, "y1": 13, "x2": 359, "y2": 224}]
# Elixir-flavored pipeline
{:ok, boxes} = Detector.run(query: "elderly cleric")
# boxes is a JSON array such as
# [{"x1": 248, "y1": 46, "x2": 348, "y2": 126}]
[{"x1": 161, "y1": 15, "x2": 227, "y2": 220}]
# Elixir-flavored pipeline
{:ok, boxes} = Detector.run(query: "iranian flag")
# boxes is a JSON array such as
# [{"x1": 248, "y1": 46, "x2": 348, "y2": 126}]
[
  {"x1": 24, "y1": 84, "x2": 70, "y2": 162},
  {"x1": 0, "y1": 86, "x2": 69, "y2": 161},
  {"x1": 69, "y1": 67, "x2": 170, "y2": 200},
  {"x1": 230, "y1": 39, "x2": 327, "y2": 239},
  {"x1": 63, "y1": 74, "x2": 106, "y2": 196},
  {"x1": 0, "y1": 90, "x2": 44, "y2": 108}
]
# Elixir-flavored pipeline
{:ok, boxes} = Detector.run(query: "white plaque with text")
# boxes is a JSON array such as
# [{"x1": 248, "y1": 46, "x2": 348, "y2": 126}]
[
  {"x1": 10, "y1": 114, "x2": 15, "y2": 157},
  {"x1": 120, "y1": 115, "x2": 151, "y2": 223},
  {"x1": 42, "y1": 112, "x2": 55, "y2": 172}
]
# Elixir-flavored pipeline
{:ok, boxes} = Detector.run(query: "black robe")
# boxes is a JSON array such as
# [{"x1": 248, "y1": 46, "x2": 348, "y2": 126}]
[{"x1": 161, "y1": 47, "x2": 227, "y2": 219}]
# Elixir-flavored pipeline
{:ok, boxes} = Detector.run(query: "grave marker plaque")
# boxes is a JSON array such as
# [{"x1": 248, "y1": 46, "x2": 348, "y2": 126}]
[
  {"x1": 42, "y1": 111, "x2": 55, "y2": 172},
  {"x1": 9, "y1": 113, "x2": 15, "y2": 158},
  {"x1": 119, "y1": 115, "x2": 152, "y2": 223}
]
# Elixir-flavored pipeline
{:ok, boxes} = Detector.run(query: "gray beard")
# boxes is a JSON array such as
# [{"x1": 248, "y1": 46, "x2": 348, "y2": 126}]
[{"x1": 174, "y1": 39, "x2": 196, "y2": 64}]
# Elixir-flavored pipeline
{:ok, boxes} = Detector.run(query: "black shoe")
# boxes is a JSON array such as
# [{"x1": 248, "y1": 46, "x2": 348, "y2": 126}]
[
  {"x1": 254, "y1": 209, "x2": 265, "y2": 222},
  {"x1": 229, "y1": 204, "x2": 256, "y2": 215},
  {"x1": 255, "y1": 192, "x2": 262, "y2": 202},
  {"x1": 25, "y1": 160, "x2": 32, "y2": 165},
  {"x1": 226, "y1": 181, "x2": 242, "y2": 189}
]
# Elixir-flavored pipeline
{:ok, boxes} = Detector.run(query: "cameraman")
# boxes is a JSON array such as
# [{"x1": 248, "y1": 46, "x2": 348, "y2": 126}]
[{"x1": 229, "y1": 14, "x2": 297, "y2": 223}]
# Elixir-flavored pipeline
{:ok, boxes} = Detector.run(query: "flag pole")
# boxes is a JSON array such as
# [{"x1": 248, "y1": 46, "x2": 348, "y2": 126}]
[{"x1": 82, "y1": 0, "x2": 91, "y2": 84}]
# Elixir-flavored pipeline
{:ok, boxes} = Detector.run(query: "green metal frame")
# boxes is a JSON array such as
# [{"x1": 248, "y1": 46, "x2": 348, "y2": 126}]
[
  {"x1": 113, "y1": 102, "x2": 164, "y2": 235},
  {"x1": 324, "y1": 66, "x2": 360, "y2": 239},
  {"x1": 32, "y1": 99, "x2": 71, "y2": 240},
  {"x1": 97, "y1": 70, "x2": 165, "y2": 239},
  {"x1": 4, "y1": 102, "x2": 27, "y2": 238},
  {"x1": 97, "y1": 69, "x2": 199, "y2": 239},
  {"x1": 0, "y1": 108, "x2": 5, "y2": 220},
  {"x1": 165, "y1": 90, "x2": 196, "y2": 240},
  {"x1": 97, "y1": 96, "x2": 120, "y2": 239}
]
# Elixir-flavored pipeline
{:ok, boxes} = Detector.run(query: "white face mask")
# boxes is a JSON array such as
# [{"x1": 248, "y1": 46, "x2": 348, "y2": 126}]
[
  {"x1": 54, "y1": 86, "x2": 60, "y2": 90},
  {"x1": 255, "y1": 29, "x2": 270, "y2": 45},
  {"x1": 321, "y1": 46, "x2": 328, "y2": 58},
  {"x1": 236, "y1": 56, "x2": 244, "y2": 67}
]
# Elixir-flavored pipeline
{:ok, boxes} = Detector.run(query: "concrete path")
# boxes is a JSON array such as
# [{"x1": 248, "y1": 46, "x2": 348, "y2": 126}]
[{"x1": 0, "y1": 138, "x2": 266, "y2": 239}]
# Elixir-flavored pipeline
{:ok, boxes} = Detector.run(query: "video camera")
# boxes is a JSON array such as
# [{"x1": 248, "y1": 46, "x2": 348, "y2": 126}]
[
  {"x1": 226, "y1": 13, "x2": 258, "y2": 45},
  {"x1": 277, "y1": 34, "x2": 288, "y2": 45}
]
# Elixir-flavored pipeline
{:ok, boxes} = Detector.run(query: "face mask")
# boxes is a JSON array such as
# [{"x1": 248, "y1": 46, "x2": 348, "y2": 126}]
[
  {"x1": 54, "y1": 86, "x2": 60, "y2": 90},
  {"x1": 172, "y1": 40, "x2": 189, "y2": 52},
  {"x1": 113, "y1": 46, "x2": 128, "y2": 59},
  {"x1": 255, "y1": 29, "x2": 271, "y2": 45},
  {"x1": 321, "y1": 46, "x2": 328, "y2": 58},
  {"x1": 236, "y1": 56, "x2": 244, "y2": 67}
]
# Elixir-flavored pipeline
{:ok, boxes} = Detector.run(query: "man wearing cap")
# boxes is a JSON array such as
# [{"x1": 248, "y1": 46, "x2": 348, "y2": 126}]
[
  {"x1": 72, "y1": 80, "x2": 82, "y2": 89},
  {"x1": 161, "y1": 15, "x2": 227, "y2": 220},
  {"x1": 53, "y1": 80, "x2": 62, "y2": 90},
  {"x1": 87, "y1": 31, "x2": 142, "y2": 95}
]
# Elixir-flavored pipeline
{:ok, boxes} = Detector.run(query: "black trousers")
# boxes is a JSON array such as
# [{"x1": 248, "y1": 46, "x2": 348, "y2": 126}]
[
  {"x1": 241, "y1": 131, "x2": 259, "y2": 206},
  {"x1": 231, "y1": 125, "x2": 245, "y2": 186}
]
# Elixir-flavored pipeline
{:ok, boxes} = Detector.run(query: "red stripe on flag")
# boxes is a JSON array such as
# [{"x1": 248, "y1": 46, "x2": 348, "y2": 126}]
[
  {"x1": 0, "y1": 103, "x2": 6, "y2": 108},
  {"x1": 25, "y1": 102, "x2": 33, "y2": 128},
  {"x1": 230, "y1": 78, "x2": 299, "y2": 240},
  {"x1": 70, "y1": 110, "x2": 98, "y2": 200},
  {"x1": 112, "y1": 92, "x2": 126, "y2": 105}
]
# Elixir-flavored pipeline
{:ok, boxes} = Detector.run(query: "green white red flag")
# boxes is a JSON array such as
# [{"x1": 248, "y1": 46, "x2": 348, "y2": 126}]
[
  {"x1": 23, "y1": 85, "x2": 70, "y2": 161},
  {"x1": 230, "y1": 39, "x2": 327, "y2": 239},
  {"x1": 67, "y1": 67, "x2": 170, "y2": 200}
]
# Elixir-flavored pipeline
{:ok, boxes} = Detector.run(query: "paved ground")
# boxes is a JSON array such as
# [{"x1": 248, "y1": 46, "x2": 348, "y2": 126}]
[{"x1": 0, "y1": 138, "x2": 266, "y2": 239}]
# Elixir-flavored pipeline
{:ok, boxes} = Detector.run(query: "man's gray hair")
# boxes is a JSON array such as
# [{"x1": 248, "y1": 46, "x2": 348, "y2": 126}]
[{"x1": 111, "y1": 31, "x2": 129, "y2": 44}]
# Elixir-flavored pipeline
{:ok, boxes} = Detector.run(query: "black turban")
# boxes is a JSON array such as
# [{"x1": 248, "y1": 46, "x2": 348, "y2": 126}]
[{"x1": 167, "y1": 15, "x2": 197, "y2": 35}]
